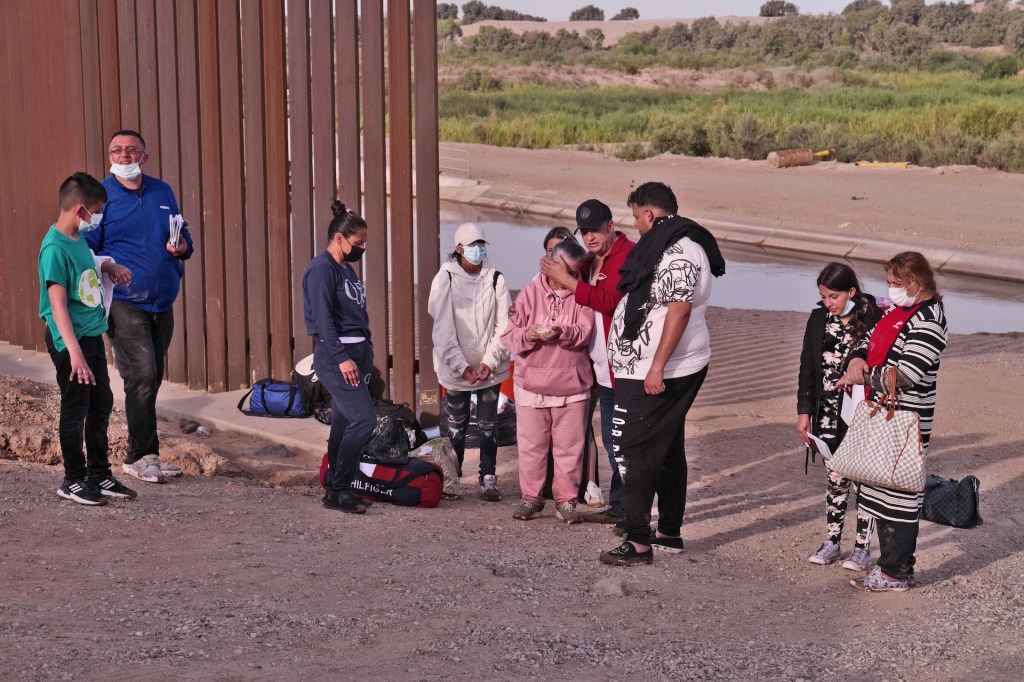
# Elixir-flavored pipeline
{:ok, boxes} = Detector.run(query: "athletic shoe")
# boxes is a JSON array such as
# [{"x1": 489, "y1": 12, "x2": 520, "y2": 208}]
[
  {"x1": 599, "y1": 541, "x2": 654, "y2": 567},
  {"x1": 322, "y1": 489, "x2": 367, "y2": 514},
  {"x1": 555, "y1": 503, "x2": 583, "y2": 524},
  {"x1": 850, "y1": 565, "x2": 909, "y2": 592},
  {"x1": 650, "y1": 534, "x2": 684, "y2": 554},
  {"x1": 56, "y1": 479, "x2": 108, "y2": 506},
  {"x1": 480, "y1": 475, "x2": 502, "y2": 502},
  {"x1": 155, "y1": 458, "x2": 183, "y2": 477},
  {"x1": 122, "y1": 455, "x2": 166, "y2": 484},
  {"x1": 512, "y1": 499, "x2": 544, "y2": 521},
  {"x1": 808, "y1": 540, "x2": 841, "y2": 565},
  {"x1": 91, "y1": 474, "x2": 138, "y2": 500},
  {"x1": 842, "y1": 547, "x2": 872, "y2": 572},
  {"x1": 906, "y1": 569, "x2": 916, "y2": 587}
]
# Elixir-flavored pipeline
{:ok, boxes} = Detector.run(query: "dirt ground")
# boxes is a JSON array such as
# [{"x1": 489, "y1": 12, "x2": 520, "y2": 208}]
[{"x1": 3, "y1": 303, "x2": 1023, "y2": 680}]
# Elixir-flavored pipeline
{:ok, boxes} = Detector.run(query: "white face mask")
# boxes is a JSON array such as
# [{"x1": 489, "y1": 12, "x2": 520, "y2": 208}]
[
  {"x1": 462, "y1": 244, "x2": 486, "y2": 265},
  {"x1": 110, "y1": 160, "x2": 143, "y2": 180},
  {"x1": 79, "y1": 209, "x2": 103, "y2": 233},
  {"x1": 888, "y1": 285, "x2": 916, "y2": 307},
  {"x1": 840, "y1": 298, "x2": 856, "y2": 317}
]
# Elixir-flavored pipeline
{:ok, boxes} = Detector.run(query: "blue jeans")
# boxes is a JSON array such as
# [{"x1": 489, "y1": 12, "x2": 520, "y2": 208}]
[
  {"x1": 46, "y1": 331, "x2": 113, "y2": 481},
  {"x1": 106, "y1": 300, "x2": 174, "y2": 464},
  {"x1": 313, "y1": 338, "x2": 376, "y2": 491},
  {"x1": 597, "y1": 385, "x2": 622, "y2": 513},
  {"x1": 444, "y1": 384, "x2": 500, "y2": 482}
]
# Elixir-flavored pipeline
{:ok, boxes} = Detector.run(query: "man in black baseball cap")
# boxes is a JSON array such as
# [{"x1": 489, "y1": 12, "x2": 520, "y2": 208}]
[{"x1": 540, "y1": 198, "x2": 635, "y2": 525}]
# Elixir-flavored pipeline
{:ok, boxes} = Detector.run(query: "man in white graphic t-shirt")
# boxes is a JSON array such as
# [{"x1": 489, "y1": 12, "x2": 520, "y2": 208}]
[{"x1": 598, "y1": 182, "x2": 726, "y2": 567}]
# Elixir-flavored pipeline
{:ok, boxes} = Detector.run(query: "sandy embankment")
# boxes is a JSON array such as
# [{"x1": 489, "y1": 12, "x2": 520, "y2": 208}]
[{"x1": 439, "y1": 143, "x2": 1024, "y2": 283}]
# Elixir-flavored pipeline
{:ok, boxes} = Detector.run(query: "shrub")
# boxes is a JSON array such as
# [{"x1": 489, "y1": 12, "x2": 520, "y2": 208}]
[
  {"x1": 981, "y1": 55, "x2": 1022, "y2": 80},
  {"x1": 919, "y1": 50, "x2": 982, "y2": 74},
  {"x1": 731, "y1": 112, "x2": 777, "y2": 159},
  {"x1": 613, "y1": 139, "x2": 649, "y2": 161},
  {"x1": 569, "y1": 5, "x2": 604, "y2": 21},
  {"x1": 979, "y1": 128, "x2": 1024, "y2": 173},
  {"x1": 649, "y1": 113, "x2": 711, "y2": 156},
  {"x1": 918, "y1": 126, "x2": 984, "y2": 167},
  {"x1": 611, "y1": 7, "x2": 640, "y2": 21}
]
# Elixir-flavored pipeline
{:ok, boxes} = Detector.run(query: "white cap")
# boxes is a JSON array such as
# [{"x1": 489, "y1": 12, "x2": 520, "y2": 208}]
[{"x1": 453, "y1": 222, "x2": 487, "y2": 248}]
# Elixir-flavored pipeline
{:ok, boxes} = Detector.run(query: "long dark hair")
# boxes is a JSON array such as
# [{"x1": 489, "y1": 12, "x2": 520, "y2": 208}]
[
  {"x1": 816, "y1": 262, "x2": 880, "y2": 343},
  {"x1": 327, "y1": 200, "x2": 366, "y2": 241}
]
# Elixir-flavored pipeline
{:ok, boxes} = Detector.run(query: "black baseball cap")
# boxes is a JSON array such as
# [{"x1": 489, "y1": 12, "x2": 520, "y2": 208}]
[{"x1": 575, "y1": 199, "x2": 613, "y2": 231}]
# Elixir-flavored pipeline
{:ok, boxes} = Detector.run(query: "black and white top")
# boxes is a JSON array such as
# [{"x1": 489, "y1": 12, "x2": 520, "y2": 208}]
[
  {"x1": 851, "y1": 299, "x2": 948, "y2": 523},
  {"x1": 817, "y1": 315, "x2": 854, "y2": 447},
  {"x1": 607, "y1": 237, "x2": 712, "y2": 380}
]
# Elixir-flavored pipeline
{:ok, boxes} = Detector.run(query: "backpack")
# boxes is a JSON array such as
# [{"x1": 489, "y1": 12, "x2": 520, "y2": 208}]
[
  {"x1": 237, "y1": 378, "x2": 309, "y2": 417},
  {"x1": 319, "y1": 453, "x2": 443, "y2": 508},
  {"x1": 292, "y1": 354, "x2": 331, "y2": 417}
]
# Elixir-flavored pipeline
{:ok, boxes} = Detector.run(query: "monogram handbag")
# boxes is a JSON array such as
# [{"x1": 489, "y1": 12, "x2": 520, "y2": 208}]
[
  {"x1": 826, "y1": 367, "x2": 926, "y2": 493},
  {"x1": 923, "y1": 474, "x2": 982, "y2": 528}
]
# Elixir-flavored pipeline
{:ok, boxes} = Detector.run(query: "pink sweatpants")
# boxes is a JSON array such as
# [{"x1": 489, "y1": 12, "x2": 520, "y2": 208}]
[{"x1": 516, "y1": 400, "x2": 588, "y2": 506}]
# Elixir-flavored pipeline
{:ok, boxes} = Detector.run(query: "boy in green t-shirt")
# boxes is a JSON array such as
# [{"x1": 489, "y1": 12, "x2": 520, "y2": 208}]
[{"x1": 39, "y1": 173, "x2": 135, "y2": 505}]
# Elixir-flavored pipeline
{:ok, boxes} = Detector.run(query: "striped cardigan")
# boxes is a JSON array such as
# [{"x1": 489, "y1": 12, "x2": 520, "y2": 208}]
[{"x1": 849, "y1": 299, "x2": 948, "y2": 523}]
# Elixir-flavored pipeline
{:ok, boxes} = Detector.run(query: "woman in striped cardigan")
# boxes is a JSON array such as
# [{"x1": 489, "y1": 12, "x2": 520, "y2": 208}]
[{"x1": 838, "y1": 252, "x2": 948, "y2": 592}]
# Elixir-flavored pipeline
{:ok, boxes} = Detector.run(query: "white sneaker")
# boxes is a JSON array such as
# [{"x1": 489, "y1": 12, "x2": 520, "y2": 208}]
[
  {"x1": 842, "y1": 547, "x2": 872, "y2": 572},
  {"x1": 122, "y1": 455, "x2": 166, "y2": 484},
  {"x1": 155, "y1": 457, "x2": 183, "y2": 477},
  {"x1": 808, "y1": 540, "x2": 841, "y2": 565}
]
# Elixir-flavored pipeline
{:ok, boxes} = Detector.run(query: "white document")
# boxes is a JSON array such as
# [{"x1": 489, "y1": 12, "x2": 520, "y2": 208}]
[
  {"x1": 168, "y1": 214, "x2": 184, "y2": 248},
  {"x1": 841, "y1": 384, "x2": 866, "y2": 425},
  {"x1": 807, "y1": 433, "x2": 833, "y2": 460}
]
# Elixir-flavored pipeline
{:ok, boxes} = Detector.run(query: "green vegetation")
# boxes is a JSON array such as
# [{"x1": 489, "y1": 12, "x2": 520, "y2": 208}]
[
  {"x1": 438, "y1": 1, "x2": 1024, "y2": 171},
  {"x1": 439, "y1": 74, "x2": 1024, "y2": 171}
]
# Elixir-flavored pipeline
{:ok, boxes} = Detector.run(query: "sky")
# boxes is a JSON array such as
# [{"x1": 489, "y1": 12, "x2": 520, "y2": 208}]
[{"x1": 484, "y1": 1, "x2": 946, "y2": 21}]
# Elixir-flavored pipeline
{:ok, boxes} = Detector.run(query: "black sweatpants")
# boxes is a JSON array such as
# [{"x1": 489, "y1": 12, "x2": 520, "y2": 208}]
[{"x1": 613, "y1": 364, "x2": 708, "y2": 545}]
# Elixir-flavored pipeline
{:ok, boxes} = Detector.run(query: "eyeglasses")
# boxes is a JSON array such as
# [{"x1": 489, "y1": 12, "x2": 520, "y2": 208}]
[{"x1": 108, "y1": 146, "x2": 145, "y2": 157}]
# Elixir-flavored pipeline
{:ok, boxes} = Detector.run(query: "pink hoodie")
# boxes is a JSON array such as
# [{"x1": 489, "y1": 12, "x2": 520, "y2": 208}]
[{"x1": 501, "y1": 275, "x2": 594, "y2": 397}]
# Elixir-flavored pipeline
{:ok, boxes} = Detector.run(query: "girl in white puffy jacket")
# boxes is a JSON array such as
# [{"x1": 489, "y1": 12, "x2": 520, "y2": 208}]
[{"x1": 427, "y1": 223, "x2": 511, "y2": 501}]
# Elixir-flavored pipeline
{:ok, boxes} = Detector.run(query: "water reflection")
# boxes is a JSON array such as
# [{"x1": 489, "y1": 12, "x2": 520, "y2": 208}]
[{"x1": 439, "y1": 203, "x2": 1024, "y2": 335}]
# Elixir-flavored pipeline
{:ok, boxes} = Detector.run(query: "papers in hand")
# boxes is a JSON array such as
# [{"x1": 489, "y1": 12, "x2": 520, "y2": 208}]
[
  {"x1": 841, "y1": 384, "x2": 866, "y2": 425},
  {"x1": 168, "y1": 214, "x2": 184, "y2": 247},
  {"x1": 807, "y1": 433, "x2": 833, "y2": 460}
]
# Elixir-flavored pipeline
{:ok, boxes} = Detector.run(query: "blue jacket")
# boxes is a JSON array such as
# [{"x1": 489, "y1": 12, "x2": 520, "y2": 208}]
[{"x1": 85, "y1": 174, "x2": 194, "y2": 313}]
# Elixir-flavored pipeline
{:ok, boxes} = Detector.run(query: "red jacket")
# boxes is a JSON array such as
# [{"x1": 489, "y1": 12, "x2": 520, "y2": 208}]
[{"x1": 573, "y1": 232, "x2": 635, "y2": 384}]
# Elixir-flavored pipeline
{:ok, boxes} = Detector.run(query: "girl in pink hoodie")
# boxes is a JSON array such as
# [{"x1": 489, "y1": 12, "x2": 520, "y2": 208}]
[{"x1": 501, "y1": 239, "x2": 594, "y2": 523}]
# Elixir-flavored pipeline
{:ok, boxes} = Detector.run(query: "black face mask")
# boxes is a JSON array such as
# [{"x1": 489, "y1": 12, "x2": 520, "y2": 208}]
[{"x1": 343, "y1": 245, "x2": 365, "y2": 263}]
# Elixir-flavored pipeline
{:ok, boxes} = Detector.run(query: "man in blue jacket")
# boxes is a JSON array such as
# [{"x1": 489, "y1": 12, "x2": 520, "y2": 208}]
[{"x1": 86, "y1": 130, "x2": 194, "y2": 484}]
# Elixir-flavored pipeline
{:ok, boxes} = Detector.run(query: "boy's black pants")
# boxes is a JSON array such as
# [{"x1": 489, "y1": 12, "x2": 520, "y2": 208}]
[{"x1": 46, "y1": 330, "x2": 113, "y2": 481}]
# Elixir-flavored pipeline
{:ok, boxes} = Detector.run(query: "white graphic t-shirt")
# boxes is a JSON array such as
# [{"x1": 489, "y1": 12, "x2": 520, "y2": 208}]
[{"x1": 607, "y1": 237, "x2": 712, "y2": 380}]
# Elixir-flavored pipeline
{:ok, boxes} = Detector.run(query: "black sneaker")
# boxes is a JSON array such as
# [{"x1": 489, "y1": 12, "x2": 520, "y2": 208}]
[
  {"x1": 56, "y1": 478, "x2": 108, "y2": 506},
  {"x1": 599, "y1": 541, "x2": 654, "y2": 567},
  {"x1": 322, "y1": 489, "x2": 367, "y2": 514},
  {"x1": 650, "y1": 534, "x2": 684, "y2": 554},
  {"x1": 91, "y1": 474, "x2": 138, "y2": 500}
]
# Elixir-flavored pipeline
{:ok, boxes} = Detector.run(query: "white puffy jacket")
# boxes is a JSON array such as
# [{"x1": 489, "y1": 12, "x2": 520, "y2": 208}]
[{"x1": 428, "y1": 261, "x2": 511, "y2": 392}]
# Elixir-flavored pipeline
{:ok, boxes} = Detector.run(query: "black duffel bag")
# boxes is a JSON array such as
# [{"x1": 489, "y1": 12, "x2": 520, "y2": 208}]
[{"x1": 922, "y1": 474, "x2": 982, "y2": 528}]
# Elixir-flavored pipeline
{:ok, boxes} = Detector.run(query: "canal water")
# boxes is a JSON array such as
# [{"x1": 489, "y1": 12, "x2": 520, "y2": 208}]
[{"x1": 438, "y1": 203, "x2": 1024, "y2": 335}]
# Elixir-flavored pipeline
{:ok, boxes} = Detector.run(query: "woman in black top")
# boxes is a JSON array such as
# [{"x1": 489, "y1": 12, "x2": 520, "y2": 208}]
[
  {"x1": 302, "y1": 201, "x2": 373, "y2": 514},
  {"x1": 797, "y1": 262, "x2": 883, "y2": 570}
]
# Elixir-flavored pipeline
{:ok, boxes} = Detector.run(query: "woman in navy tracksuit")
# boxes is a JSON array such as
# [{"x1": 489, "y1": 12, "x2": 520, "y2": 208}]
[{"x1": 303, "y1": 201, "x2": 374, "y2": 514}]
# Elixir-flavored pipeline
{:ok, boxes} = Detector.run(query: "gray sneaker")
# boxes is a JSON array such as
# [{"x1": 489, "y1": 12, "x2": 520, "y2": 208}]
[
  {"x1": 808, "y1": 540, "x2": 841, "y2": 565},
  {"x1": 512, "y1": 499, "x2": 544, "y2": 521},
  {"x1": 851, "y1": 565, "x2": 909, "y2": 592},
  {"x1": 555, "y1": 503, "x2": 583, "y2": 525},
  {"x1": 842, "y1": 547, "x2": 872, "y2": 572},
  {"x1": 122, "y1": 455, "x2": 166, "y2": 484},
  {"x1": 155, "y1": 458, "x2": 183, "y2": 477},
  {"x1": 479, "y1": 475, "x2": 501, "y2": 502}
]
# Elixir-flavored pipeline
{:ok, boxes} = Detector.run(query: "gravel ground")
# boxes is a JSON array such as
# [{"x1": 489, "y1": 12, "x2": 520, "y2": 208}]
[{"x1": 2, "y1": 310, "x2": 1022, "y2": 680}]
